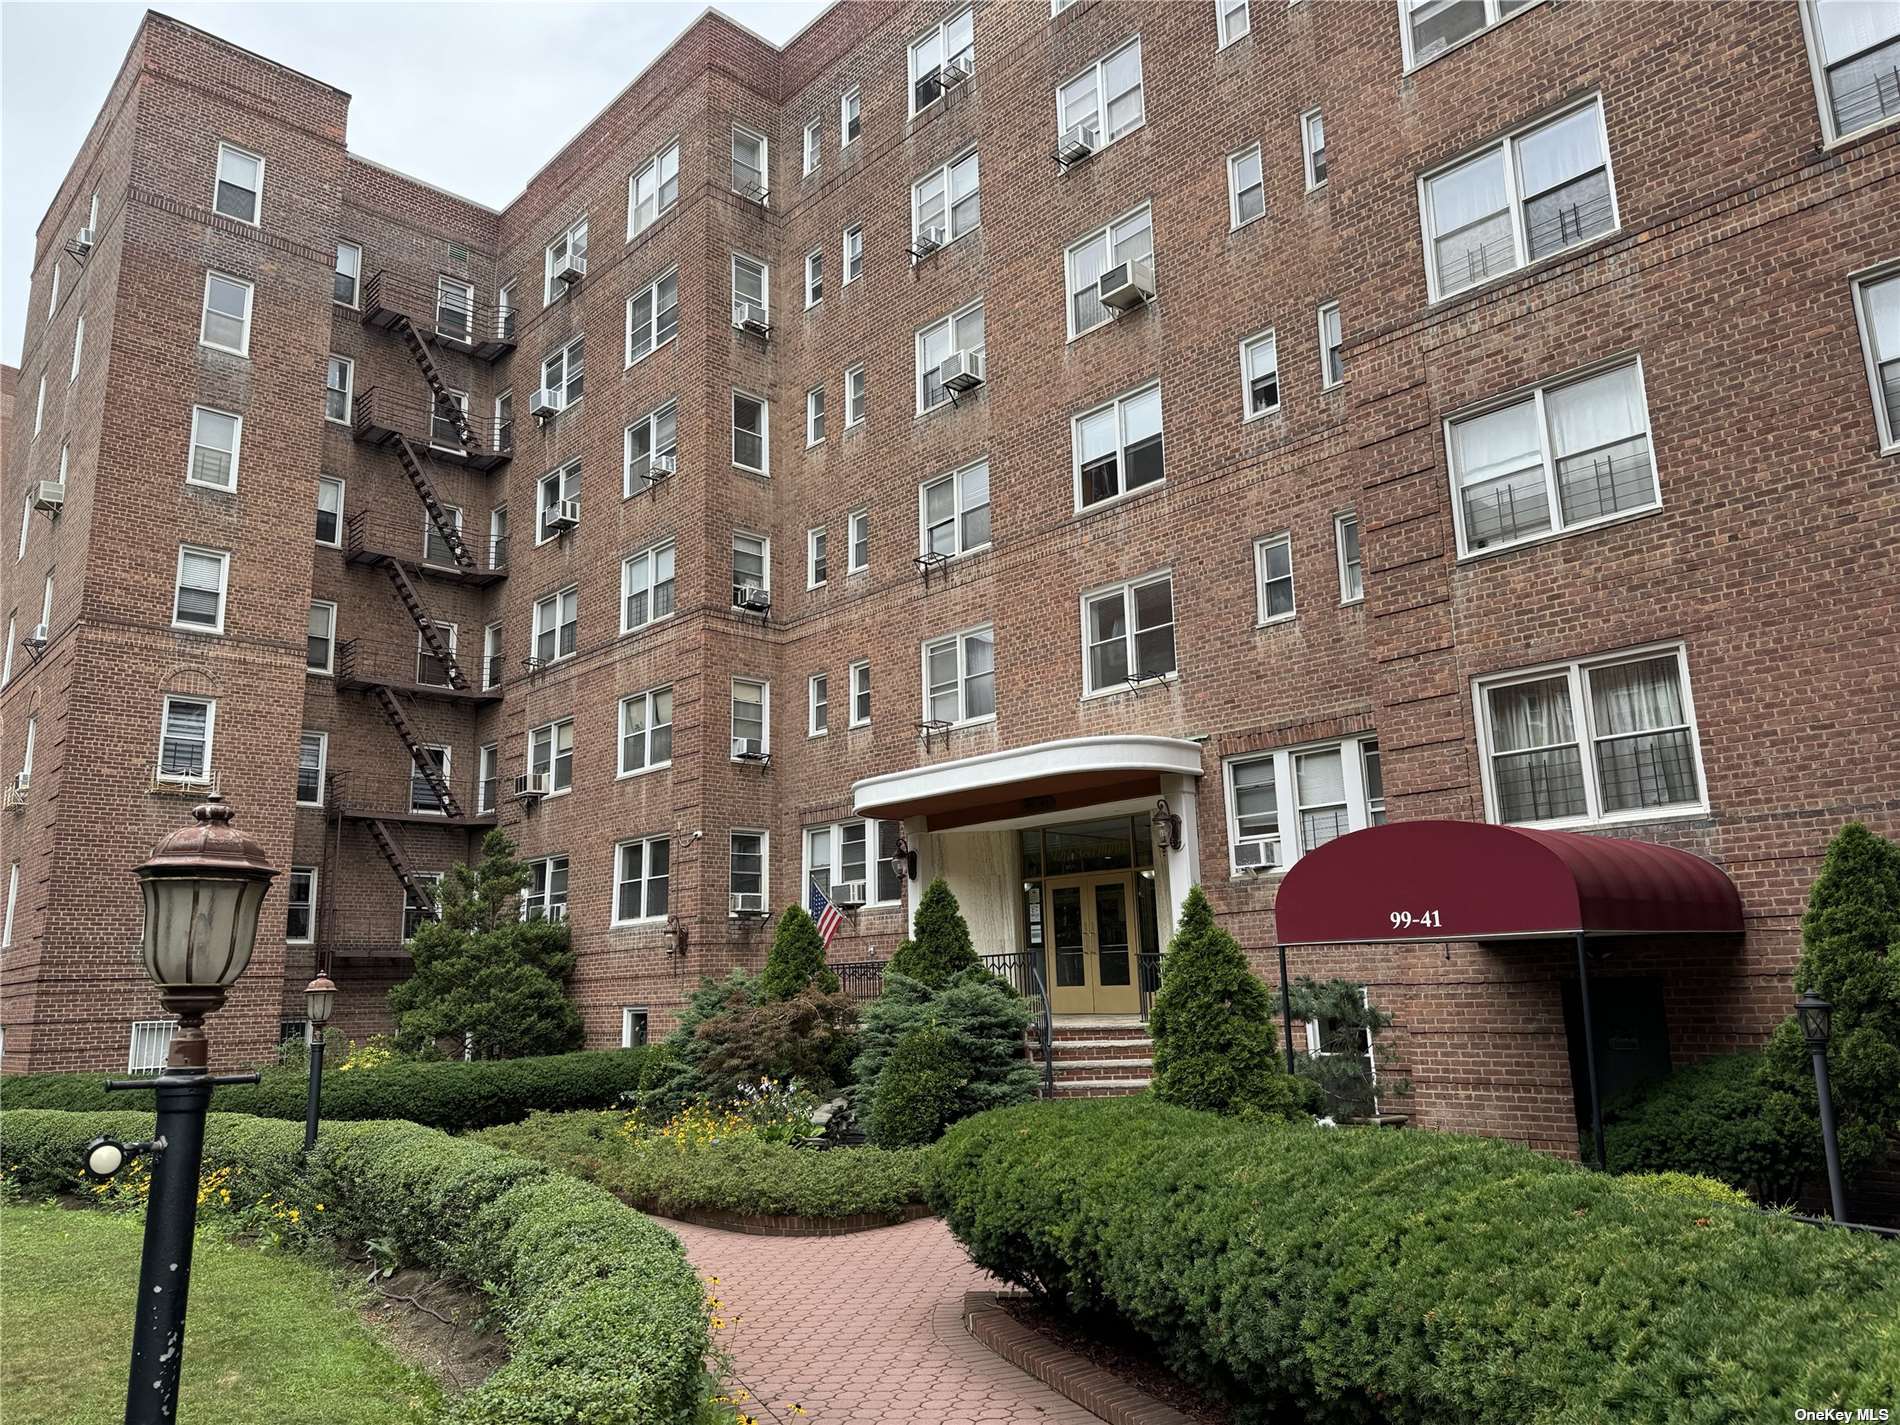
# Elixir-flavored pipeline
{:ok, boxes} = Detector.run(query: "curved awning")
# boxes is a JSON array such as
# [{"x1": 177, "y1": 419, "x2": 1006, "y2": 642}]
[
  {"x1": 1273, "y1": 819, "x2": 1743, "y2": 945},
  {"x1": 852, "y1": 734, "x2": 1203, "y2": 826}
]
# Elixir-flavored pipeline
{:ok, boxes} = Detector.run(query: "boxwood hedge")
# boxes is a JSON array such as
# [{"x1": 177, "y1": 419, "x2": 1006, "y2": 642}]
[
  {"x1": 1, "y1": 1108, "x2": 709, "y2": 1424},
  {"x1": 0, "y1": 1047, "x2": 653, "y2": 1134},
  {"x1": 931, "y1": 1098, "x2": 1900, "y2": 1425}
]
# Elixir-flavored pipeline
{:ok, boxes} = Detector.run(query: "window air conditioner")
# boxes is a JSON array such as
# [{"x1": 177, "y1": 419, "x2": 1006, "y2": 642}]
[
  {"x1": 731, "y1": 891, "x2": 766, "y2": 914},
  {"x1": 554, "y1": 253, "x2": 587, "y2": 285},
  {"x1": 32, "y1": 481, "x2": 67, "y2": 514},
  {"x1": 733, "y1": 301, "x2": 771, "y2": 335},
  {"x1": 547, "y1": 499, "x2": 581, "y2": 532},
  {"x1": 647, "y1": 454, "x2": 678, "y2": 479},
  {"x1": 25, "y1": 624, "x2": 49, "y2": 650},
  {"x1": 1234, "y1": 839, "x2": 1277, "y2": 871},
  {"x1": 938, "y1": 348, "x2": 986, "y2": 392},
  {"x1": 734, "y1": 584, "x2": 771, "y2": 613},
  {"x1": 941, "y1": 54, "x2": 973, "y2": 88},
  {"x1": 1058, "y1": 123, "x2": 1098, "y2": 164},
  {"x1": 832, "y1": 880, "x2": 867, "y2": 908},
  {"x1": 513, "y1": 771, "x2": 551, "y2": 800},
  {"x1": 731, "y1": 737, "x2": 765, "y2": 760},
  {"x1": 10, "y1": 771, "x2": 30, "y2": 794},
  {"x1": 913, "y1": 224, "x2": 947, "y2": 258},
  {"x1": 74, "y1": 227, "x2": 96, "y2": 255},
  {"x1": 1097, "y1": 258, "x2": 1157, "y2": 311},
  {"x1": 530, "y1": 388, "x2": 561, "y2": 419}
]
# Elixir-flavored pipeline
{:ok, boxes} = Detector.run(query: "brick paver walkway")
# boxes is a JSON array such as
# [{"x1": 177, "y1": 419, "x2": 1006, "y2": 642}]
[{"x1": 670, "y1": 1215, "x2": 1100, "y2": 1424}]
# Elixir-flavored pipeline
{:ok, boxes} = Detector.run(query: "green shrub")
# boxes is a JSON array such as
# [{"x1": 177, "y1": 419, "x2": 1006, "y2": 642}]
[
  {"x1": 884, "y1": 878, "x2": 979, "y2": 988},
  {"x1": 691, "y1": 986, "x2": 857, "y2": 1099},
  {"x1": 759, "y1": 904, "x2": 840, "y2": 1001},
  {"x1": 1149, "y1": 886, "x2": 1314, "y2": 1120},
  {"x1": 1624, "y1": 1170, "x2": 1757, "y2": 1209},
  {"x1": 852, "y1": 969, "x2": 1036, "y2": 1130},
  {"x1": 932, "y1": 1098, "x2": 1900, "y2": 1424},
  {"x1": 1, "y1": 1108, "x2": 710, "y2": 1424},
  {"x1": 0, "y1": 1047, "x2": 653, "y2": 1134},
  {"x1": 627, "y1": 971, "x2": 759, "y2": 1118},
  {"x1": 1286, "y1": 976, "x2": 1410, "y2": 1119},
  {"x1": 870, "y1": 1026, "x2": 965, "y2": 1148},
  {"x1": 1601, "y1": 1051, "x2": 1819, "y2": 1202}
]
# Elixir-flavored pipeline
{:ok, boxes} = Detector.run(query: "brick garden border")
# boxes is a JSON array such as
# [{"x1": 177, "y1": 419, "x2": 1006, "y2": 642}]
[
  {"x1": 623, "y1": 1195, "x2": 934, "y2": 1236},
  {"x1": 961, "y1": 1291, "x2": 1200, "y2": 1425}
]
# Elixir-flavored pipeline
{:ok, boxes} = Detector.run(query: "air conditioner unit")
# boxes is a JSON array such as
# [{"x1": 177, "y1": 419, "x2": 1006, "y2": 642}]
[
  {"x1": 731, "y1": 737, "x2": 765, "y2": 760},
  {"x1": 547, "y1": 499, "x2": 581, "y2": 532},
  {"x1": 734, "y1": 584, "x2": 771, "y2": 613},
  {"x1": 938, "y1": 348, "x2": 986, "y2": 392},
  {"x1": 73, "y1": 226, "x2": 96, "y2": 255},
  {"x1": 647, "y1": 454, "x2": 678, "y2": 479},
  {"x1": 1233, "y1": 840, "x2": 1277, "y2": 872},
  {"x1": 512, "y1": 771, "x2": 551, "y2": 800},
  {"x1": 731, "y1": 891, "x2": 766, "y2": 915},
  {"x1": 554, "y1": 253, "x2": 587, "y2": 286},
  {"x1": 913, "y1": 224, "x2": 947, "y2": 258},
  {"x1": 530, "y1": 388, "x2": 561, "y2": 419},
  {"x1": 10, "y1": 771, "x2": 30, "y2": 794},
  {"x1": 733, "y1": 301, "x2": 771, "y2": 335},
  {"x1": 940, "y1": 53, "x2": 973, "y2": 88},
  {"x1": 32, "y1": 481, "x2": 66, "y2": 514},
  {"x1": 1098, "y1": 258, "x2": 1157, "y2": 311},
  {"x1": 1058, "y1": 122, "x2": 1098, "y2": 164},
  {"x1": 25, "y1": 624, "x2": 49, "y2": 650},
  {"x1": 832, "y1": 880, "x2": 867, "y2": 909}
]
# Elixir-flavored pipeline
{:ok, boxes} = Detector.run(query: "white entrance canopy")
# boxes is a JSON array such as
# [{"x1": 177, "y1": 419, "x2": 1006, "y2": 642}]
[{"x1": 851, "y1": 734, "x2": 1205, "y2": 825}]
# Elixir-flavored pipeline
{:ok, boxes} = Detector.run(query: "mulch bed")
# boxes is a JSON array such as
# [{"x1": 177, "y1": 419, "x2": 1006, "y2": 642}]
[{"x1": 997, "y1": 1295, "x2": 1232, "y2": 1425}]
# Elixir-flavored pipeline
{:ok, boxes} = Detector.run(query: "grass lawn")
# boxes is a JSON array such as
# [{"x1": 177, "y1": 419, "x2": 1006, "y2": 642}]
[{"x1": 1, "y1": 1204, "x2": 443, "y2": 1425}]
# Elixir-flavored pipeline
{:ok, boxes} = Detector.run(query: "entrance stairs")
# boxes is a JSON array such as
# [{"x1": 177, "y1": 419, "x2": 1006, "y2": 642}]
[{"x1": 1033, "y1": 1017, "x2": 1154, "y2": 1098}]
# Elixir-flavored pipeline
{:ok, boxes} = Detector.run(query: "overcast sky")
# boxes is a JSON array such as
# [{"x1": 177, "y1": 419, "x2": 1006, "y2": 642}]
[{"x1": 0, "y1": 1, "x2": 830, "y2": 366}]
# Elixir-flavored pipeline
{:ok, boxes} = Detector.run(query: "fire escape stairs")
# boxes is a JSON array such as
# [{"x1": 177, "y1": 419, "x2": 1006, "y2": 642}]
[
  {"x1": 364, "y1": 815, "x2": 437, "y2": 912},
  {"x1": 395, "y1": 316, "x2": 480, "y2": 454},
  {"x1": 381, "y1": 560, "x2": 469, "y2": 690},
  {"x1": 369, "y1": 684, "x2": 465, "y2": 819},
  {"x1": 390, "y1": 435, "x2": 478, "y2": 572}
]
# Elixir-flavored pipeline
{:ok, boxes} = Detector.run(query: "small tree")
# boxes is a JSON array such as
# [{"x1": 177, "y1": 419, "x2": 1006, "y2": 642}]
[
  {"x1": 852, "y1": 968, "x2": 1035, "y2": 1128},
  {"x1": 760, "y1": 904, "x2": 840, "y2": 1001},
  {"x1": 693, "y1": 985, "x2": 858, "y2": 1099},
  {"x1": 1149, "y1": 885, "x2": 1311, "y2": 1119},
  {"x1": 885, "y1": 878, "x2": 980, "y2": 988},
  {"x1": 1287, "y1": 976, "x2": 1411, "y2": 1120},
  {"x1": 388, "y1": 831, "x2": 583, "y2": 1060},
  {"x1": 869, "y1": 1025, "x2": 966, "y2": 1147}
]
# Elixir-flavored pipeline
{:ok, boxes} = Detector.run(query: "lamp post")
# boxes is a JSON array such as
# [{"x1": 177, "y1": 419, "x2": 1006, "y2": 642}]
[
  {"x1": 98, "y1": 795, "x2": 277, "y2": 1425},
  {"x1": 1795, "y1": 991, "x2": 1850, "y2": 1225},
  {"x1": 302, "y1": 973, "x2": 336, "y2": 1153}
]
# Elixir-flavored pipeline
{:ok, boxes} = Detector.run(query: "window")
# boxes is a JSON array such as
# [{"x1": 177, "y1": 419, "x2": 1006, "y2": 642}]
[
  {"x1": 544, "y1": 217, "x2": 588, "y2": 304},
  {"x1": 625, "y1": 402, "x2": 679, "y2": 493},
  {"x1": 804, "y1": 119, "x2": 822, "y2": 175},
  {"x1": 731, "y1": 532, "x2": 769, "y2": 606},
  {"x1": 128, "y1": 1021, "x2": 176, "y2": 1075},
  {"x1": 403, "y1": 874, "x2": 444, "y2": 940},
  {"x1": 626, "y1": 268, "x2": 679, "y2": 364},
  {"x1": 732, "y1": 253, "x2": 769, "y2": 322},
  {"x1": 843, "y1": 225, "x2": 863, "y2": 284},
  {"x1": 529, "y1": 719, "x2": 574, "y2": 793},
  {"x1": 70, "y1": 316, "x2": 84, "y2": 382},
  {"x1": 809, "y1": 526, "x2": 828, "y2": 586},
  {"x1": 1852, "y1": 266, "x2": 1900, "y2": 450},
  {"x1": 917, "y1": 302, "x2": 985, "y2": 412},
  {"x1": 909, "y1": 7, "x2": 974, "y2": 113},
  {"x1": 620, "y1": 686, "x2": 674, "y2": 775},
  {"x1": 622, "y1": 1007, "x2": 650, "y2": 1048},
  {"x1": 1335, "y1": 514, "x2": 1363, "y2": 603},
  {"x1": 732, "y1": 679, "x2": 769, "y2": 757},
  {"x1": 416, "y1": 620, "x2": 457, "y2": 686},
  {"x1": 497, "y1": 282, "x2": 516, "y2": 342},
  {"x1": 325, "y1": 356, "x2": 353, "y2": 424},
  {"x1": 334, "y1": 241, "x2": 361, "y2": 306},
  {"x1": 436, "y1": 277, "x2": 474, "y2": 344},
  {"x1": 483, "y1": 623, "x2": 503, "y2": 690},
  {"x1": 214, "y1": 142, "x2": 263, "y2": 224},
  {"x1": 429, "y1": 391, "x2": 469, "y2": 453},
  {"x1": 805, "y1": 248, "x2": 824, "y2": 307},
  {"x1": 1066, "y1": 205, "x2": 1154, "y2": 338},
  {"x1": 1057, "y1": 37, "x2": 1145, "y2": 149},
  {"x1": 912, "y1": 150, "x2": 980, "y2": 247},
  {"x1": 1804, "y1": 1, "x2": 1900, "y2": 142},
  {"x1": 1421, "y1": 98, "x2": 1616, "y2": 301},
  {"x1": 199, "y1": 272, "x2": 253, "y2": 354},
  {"x1": 1403, "y1": 0, "x2": 1543, "y2": 68},
  {"x1": 158, "y1": 696, "x2": 215, "y2": 782},
  {"x1": 730, "y1": 831, "x2": 768, "y2": 913},
  {"x1": 732, "y1": 125, "x2": 769, "y2": 199},
  {"x1": 1255, "y1": 533, "x2": 1296, "y2": 624},
  {"x1": 1240, "y1": 331, "x2": 1280, "y2": 418},
  {"x1": 920, "y1": 459, "x2": 991, "y2": 558},
  {"x1": 523, "y1": 856, "x2": 570, "y2": 921},
  {"x1": 2, "y1": 862, "x2": 16, "y2": 949},
  {"x1": 1, "y1": 615, "x2": 13, "y2": 689},
  {"x1": 537, "y1": 461, "x2": 580, "y2": 543},
  {"x1": 1082, "y1": 573, "x2": 1175, "y2": 694},
  {"x1": 48, "y1": 262, "x2": 60, "y2": 317},
  {"x1": 845, "y1": 365, "x2": 868, "y2": 426},
  {"x1": 628, "y1": 140, "x2": 681, "y2": 236},
  {"x1": 489, "y1": 506, "x2": 509, "y2": 571},
  {"x1": 33, "y1": 375, "x2": 45, "y2": 437},
  {"x1": 21, "y1": 717, "x2": 36, "y2": 788},
  {"x1": 1074, "y1": 384, "x2": 1164, "y2": 507},
  {"x1": 19, "y1": 497, "x2": 31, "y2": 563},
  {"x1": 1219, "y1": 0, "x2": 1251, "y2": 45},
  {"x1": 1302, "y1": 109, "x2": 1327, "y2": 189},
  {"x1": 296, "y1": 731, "x2": 327, "y2": 805},
  {"x1": 478, "y1": 743, "x2": 498, "y2": 813},
  {"x1": 615, "y1": 838, "x2": 671, "y2": 923},
  {"x1": 806, "y1": 819, "x2": 904, "y2": 904},
  {"x1": 1447, "y1": 358, "x2": 1658, "y2": 555},
  {"x1": 1477, "y1": 645, "x2": 1705, "y2": 827},
  {"x1": 733, "y1": 392, "x2": 768, "y2": 472},
  {"x1": 1222, "y1": 735, "x2": 1382, "y2": 871},
  {"x1": 315, "y1": 477, "x2": 343, "y2": 547},
  {"x1": 187, "y1": 406, "x2": 242, "y2": 489},
  {"x1": 849, "y1": 659, "x2": 872, "y2": 725},
  {"x1": 923, "y1": 625, "x2": 995, "y2": 724},
  {"x1": 533, "y1": 586, "x2": 578, "y2": 664},
  {"x1": 172, "y1": 546, "x2": 229, "y2": 633},
  {"x1": 286, "y1": 867, "x2": 316, "y2": 943},
  {"x1": 621, "y1": 539, "x2": 678, "y2": 631},
  {"x1": 842, "y1": 87, "x2": 861, "y2": 144},
  {"x1": 1228, "y1": 145, "x2": 1265, "y2": 227},
  {"x1": 540, "y1": 337, "x2": 584, "y2": 408},
  {"x1": 1318, "y1": 303, "x2": 1344, "y2": 389},
  {"x1": 848, "y1": 509, "x2": 870, "y2": 572},
  {"x1": 810, "y1": 673, "x2": 830, "y2": 736},
  {"x1": 807, "y1": 387, "x2": 826, "y2": 445},
  {"x1": 409, "y1": 744, "x2": 450, "y2": 815}
]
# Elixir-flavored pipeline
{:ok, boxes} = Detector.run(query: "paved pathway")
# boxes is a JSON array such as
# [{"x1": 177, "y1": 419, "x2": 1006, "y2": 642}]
[{"x1": 669, "y1": 1215, "x2": 1099, "y2": 1425}]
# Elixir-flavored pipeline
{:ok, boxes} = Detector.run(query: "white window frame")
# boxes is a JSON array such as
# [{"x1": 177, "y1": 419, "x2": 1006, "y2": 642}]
[
  {"x1": 624, "y1": 267, "x2": 679, "y2": 366},
  {"x1": 70, "y1": 316, "x2": 84, "y2": 383},
  {"x1": 429, "y1": 390, "x2": 468, "y2": 454},
  {"x1": 1228, "y1": 144, "x2": 1265, "y2": 229},
  {"x1": 536, "y1": 460, "x2": 581, "y2": 546},
  {"x1": 128, "y1": 1020, "x2": 176, "y2": 1075},
  {"x1": 613, "y1": 838, "x2": 671, "y2": 926},
  {"x1": 624, "y1": 401, "x2": 679, "y2": 496},
  {"x1": 172, "y1": 545, "x2": 230, "y2": 634},
  {"x1": 909, "y1": 7, "x2": 975, "y2": 117},
  {"x1": 186, "y1": 406, "x2": 243, "y2": 490},
  {"x1": 618, "y1": 685, "x2": 674, "y2": 778},
  {"x1": 482, "y1": 623, "x2": 502, "y2": 691},
  {"x1": 731, "y1": 531, "x2": 771, "y2": 606},
  {"x1": 1318, "y1": 302, "x2": 1344, "y2": 390},
  {"x1": 307, "y1": 601, "x2": 336, "y2": 674},
  {"x1": 532, "y1": 585, "x2": 579, "y2": 664},
  {"x1": 732, "y1": 390, "x2": 769, "y2": 473},
  {"x1": 199, "y1": 271, "x2": 254, "y2": 356},
  {"x1": 1473, "y1": 641, "x2": 1709, "y2": 830},
  {"x1": 157, "y1": 695, "x2": 217, "y2": 785},
  {"x1": 543, "y1": 216, "x2": 588, "y2": 306},
  {"x1": 805, "y1": 247, "x2": 824, "y2": 308},
  {"x1": 1064, "y1": 202, "x2": 1155, "y2": 341},
  {"x1": 808, "y1": 525, "x2": 828, "y2": 587},
  {"x1": 1218, "y1": 0, "x2": 1251, "y2": 47},
  {"x1": 1220, "y1": 734, "x2": 1382, "y2": 875},
  {"x1": 286, "y1": 866, "x2": 318, "y2": 945},
  {"x1": 627, "y1": 139, "x2": 681, "y2": 238},
  {"x1": 1302, "y1": 108, "x2": 1327, "y2": 191},
  {"x1": 843, "y1": 224, "x2": 864, "y2": 285},
  {"x1": 1072, "y1": 382, "x2": 1165, "y2": 510},
  {"x1": 803, "y1": 818, "x2": 904, "y2": 908},
  {"x1": 1254, "y1": 532, "x2": 1297, "y2": 626},
  {"x1": 521, "y1": 855, "x2": 570, "y2": 922},
  {"x1": 478, "y1": 742, "x2": 498, "y2": 813},
  {"x1": 732, "y1": 124, "x2": 770, "y2": 202},
  {"x1": 1240, "y1": 329, "x2": 1281, "y2": 420},
  {"x1": 622, "y1": 1006, "x2": 651, "y2": 1048},
  {"x1": 848, "y1": 508, "x2": 870, "y2": 573},
  {"x1": 804, "y1": 118, "x2": 822, "y2": 176},
  {"x1": 920, "y1": 624, "x2": 996, "y2": 728},
  {"x1": 296, "y1": 729, "x2": 328, "y2": 806},
  {"x1": 324, "y1": 355, "x2": 354, "y2": 426},
  {"x1": 1080, "y1": 571, "x2": 1177, "y2": 697},
  {"x1": 806, "y1": 386, "x2": 826, "y2": 447},
  {"x1": 1400, "y1": 0, "x2": 1549, "y2": 72},
  {"x1": 1055, "y1": 36, "x2": 1145, "y2": 152},
  {"x1": 911, "y1": 149, "x2": 981, "y2": 250},
  {"x1": 334, "y1": 241, "x2": 362, "y2": 308},
  {"x1": 48, "y1": 261, "x2": 60, "y2": 318},
  {"x1": 729, "y1": 830, "x2": 769, "y2": 915},
  {"x1": 214, "y1": 142, "x2": 264, "y2": 225},
  {"x1": 1850, "y1": 261, "x2": 1900, "y2": 453},
  {"x1": 845, "y1": 364, "x2": 868, "y2": 427},
  {"x1": 540, "y1": 336, "x2": 584, "y2": 409},
  {"x1": 315, "y1": 476, "x2": 344, "y2": 548},
  {"x1": 528, "y1": 719, "x2": 574, "y2": 796},
  {"x1": 915, "y1": 301, "x2": 985, "y2": 414},
  {"x1": 731, "y1": 252, "x2": 770, "y2": 325},
  {"x1": 809, "y1": 671, "x2": 830, "y2": 737},
  {"x1": 731, "y1": 678, "x2": 770, "y2": 758},
  {"x1": 849, "y1": 659, "x2": 872, "y2": 727},
  {"x1": 33, "y1": 375, "x2": 45, "y2": 437},
  {"x1": 1335, "y1": 513, "x2": 1363, "y2": 604},
  {"x1": 620, "y1": 538, "x2": 677, "y2": 634},
  {"x1": 1800, "y1": 0, "x2": 1900, "y2": 146},
  {"x1": 919, "y1": 458, "x2": 991, "y2": 561},
  {"x1": 842, "y1": 87, "x2": 862, "y2": 145},
  {"x1": 2, "y1": 862, "x2": 17, "y2": 949}
]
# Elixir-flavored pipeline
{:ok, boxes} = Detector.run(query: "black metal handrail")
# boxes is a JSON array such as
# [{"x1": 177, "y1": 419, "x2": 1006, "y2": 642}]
[
  {"x1": 1137, "y1": 951, "x2": 1162, "y2": 1022},
  {"x1": 981, "y1": 951, "x2": 1053, "y2": 1098},
  {"x1": 829, "y1": 960, "x2": 887, "y2": 1002}
]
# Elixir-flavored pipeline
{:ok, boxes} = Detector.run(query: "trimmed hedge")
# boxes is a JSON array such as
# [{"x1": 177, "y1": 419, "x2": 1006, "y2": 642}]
[
  {"x1": 1602, "y1": 1051, "x2": 1819, "y2": 1201},
  {"x1": 932, "y1": 1098, "x2": 1900, "y2": 1424},
  {"x1": 0, "y1": 1047, "x2": 653, "y2": 1134},
  {"x1": 1, "y1": 1108, "x2": 709, "y2": 1424},
  {"x1": 475, "y1": 1110, "x2": 933, "y2": 1219}
]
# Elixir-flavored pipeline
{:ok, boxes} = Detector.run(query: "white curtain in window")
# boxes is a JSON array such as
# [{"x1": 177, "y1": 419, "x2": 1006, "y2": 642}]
[
  {"x1": 1516, "y1": 107, "x2": 1604, "y2": 197},
  {"x1": 1113, "y1": 209, "x2": 1153, "y2": 265},
  {"x1": 1818, "y1": 0, "x2": 1900, "y2": 61},
  {"x1": 1452, "y1": 399, "x2": 1541, "y2": 487},
  {"x1": 1071, "y1": 233, "x2": 1108, "y2": 327},
  {"x1": 1103, "y1": 42, "x2": 1143, "y2": 137},
  {"x1": 1488, "y1": 676, "x2": 1574, "y2": 752},
  {"x1": 1078, "y1": 407, "x2": 1117, "y2": 465},
  {"x1": 1295, "y1": 749, "x2": 1344, "y2": 808},
  {"x1": 1061, "y1": 72, "x2": 1097, "y2": 134},
  {"x1": 1429, "y1": 149, "x2": 1507, "y2": 233},
  {"x1": 1588, "y1": 657, "x2": 1683, "y2": 735},
  {"x1": 1546, "y1": 365, "x2": 1645, "y2": 457},
  {"x1": 1866, "y1": 274, "x2": 1900, "y2": 359},
  {"x1": 1123, "y1": 387, "x2": 1162, "y2": 445}
]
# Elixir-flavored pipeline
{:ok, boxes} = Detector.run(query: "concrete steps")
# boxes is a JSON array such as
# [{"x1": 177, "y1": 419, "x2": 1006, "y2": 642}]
[{"x1": 1033, "y1": 1019, "x2": 1153, "y2": 1099}]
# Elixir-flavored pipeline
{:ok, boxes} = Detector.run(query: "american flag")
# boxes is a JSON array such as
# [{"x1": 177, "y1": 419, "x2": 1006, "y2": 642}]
[{"x1": 808, "y1": 875, "x2": 843, "y2": 948}]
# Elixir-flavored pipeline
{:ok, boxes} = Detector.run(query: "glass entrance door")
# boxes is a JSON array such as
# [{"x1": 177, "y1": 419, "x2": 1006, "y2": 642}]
[{"x1": 1045, "y1": 872, "x2": 1141, "y2": 1015}]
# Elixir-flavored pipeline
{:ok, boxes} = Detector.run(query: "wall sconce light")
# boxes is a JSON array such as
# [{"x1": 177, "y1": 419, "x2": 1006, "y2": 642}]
[
  {"x1": 663, "y1": 915, "x2": 688, "y2": 957},
  {"x1": 1151, "y1": 798, "x2": 1182, "y2": 853},
  {"x1": 889, "y1": 827, "x2": 919, "y2": 882}
]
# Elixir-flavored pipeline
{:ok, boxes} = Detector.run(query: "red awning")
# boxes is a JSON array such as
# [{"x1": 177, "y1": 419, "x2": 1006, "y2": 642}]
[{"x1": 1272, "y1": 819, "x2": 1743, "y2": 946}]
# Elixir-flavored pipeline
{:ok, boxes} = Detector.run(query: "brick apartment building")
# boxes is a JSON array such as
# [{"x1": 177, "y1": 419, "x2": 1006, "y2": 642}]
[{"x1": 2, "y1": 1, "x2": 1896, "y2": 1154}]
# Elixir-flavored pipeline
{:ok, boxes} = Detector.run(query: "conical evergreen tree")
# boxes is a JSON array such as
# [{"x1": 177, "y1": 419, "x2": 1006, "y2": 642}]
[
  {"x1": 759, "y1": 903, "x2": 840, "y2": 1001},
  {"x1": 885, "y1": 878, "x2": 980, "y2": 988}
]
